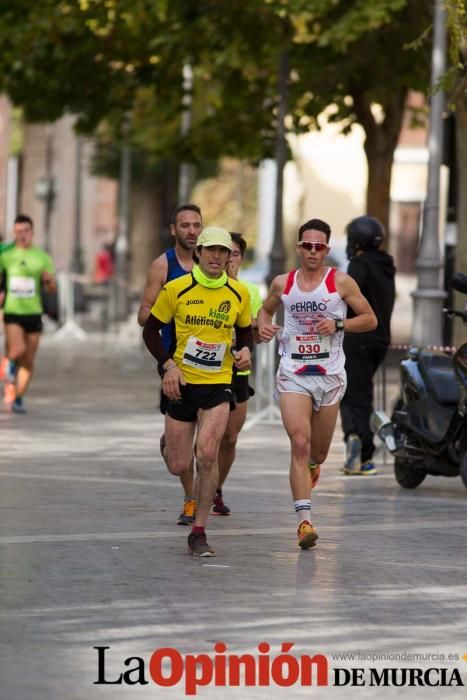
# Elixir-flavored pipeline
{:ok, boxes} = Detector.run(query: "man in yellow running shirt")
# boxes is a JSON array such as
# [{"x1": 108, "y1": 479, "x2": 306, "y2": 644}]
[{"x1": 143, "y1": 227, "x2": 253, "y2": 557}]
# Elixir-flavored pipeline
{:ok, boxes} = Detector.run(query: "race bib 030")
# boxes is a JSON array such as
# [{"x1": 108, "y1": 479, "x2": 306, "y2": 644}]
[{"x1": 289, "y1": 334, "x2": 330, "y2": 363}]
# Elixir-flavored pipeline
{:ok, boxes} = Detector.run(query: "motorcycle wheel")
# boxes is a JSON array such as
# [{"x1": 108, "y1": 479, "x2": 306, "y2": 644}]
[
  {"x1": 460, "y1": 451, "x2": 467, "y2": 489},
  {"x1": 391, "y1": 398, "x2": 427, "y2": 489},
  {"x1": 394, "y1": 458, "x2": 427, "y2": 489}
]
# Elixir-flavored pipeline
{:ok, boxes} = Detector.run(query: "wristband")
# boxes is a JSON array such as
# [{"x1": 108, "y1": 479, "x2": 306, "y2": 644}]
[
  {"x1": 335, "y1": 319, "x2": 345, "y2": 332},
  {"x1": 163, "y1": 363, "x2": 177, "y2": 374}
]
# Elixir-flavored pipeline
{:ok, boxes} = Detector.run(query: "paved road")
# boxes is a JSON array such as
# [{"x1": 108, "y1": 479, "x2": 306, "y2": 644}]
[{"x1": 1, "y1": 333, "x2": 466, "y2": 699}]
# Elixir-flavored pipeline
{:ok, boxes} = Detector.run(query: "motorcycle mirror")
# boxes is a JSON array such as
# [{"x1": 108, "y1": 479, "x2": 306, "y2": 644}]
[
  {"x1": 370, "y1": 410, "x2": 398, "y2": 453},
  {"x1": 452, "y1": 272, "x2": 467, "y2": 295}
]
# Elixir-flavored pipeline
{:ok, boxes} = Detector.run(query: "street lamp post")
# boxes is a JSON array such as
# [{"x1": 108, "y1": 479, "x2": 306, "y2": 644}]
[
  {"x1": 115, "y1": 139, "x2": 131, "y2": 321},
  {"x1": 411, "y1": 0, "x2": 447, "y2": 346},
  {"x1": 71, "y1": 136, "x2": 85, "y2": 312},
  {"x1": 34, "y1": 125, "x2": 55, "y2": 252},
  {"x1": 72, "y1": 137, "x2": 84, "y2": 275},
  {"x1": 178, "y1": 63, "x2": 195, "y2": 205}
]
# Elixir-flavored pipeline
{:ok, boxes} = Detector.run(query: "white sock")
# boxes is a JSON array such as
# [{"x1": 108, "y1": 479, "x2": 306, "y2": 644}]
[{"x1": 294, "y1": 499, "x2": 311, "y2": 525}]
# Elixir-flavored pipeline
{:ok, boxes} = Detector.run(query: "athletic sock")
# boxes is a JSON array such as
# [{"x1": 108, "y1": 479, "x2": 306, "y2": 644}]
[
  {"x1": 294, "y1": 499, "x2": 311, "y2": 525},
  {"x1": 191, "y1": 525, "x2": 205, "y2": 536}
]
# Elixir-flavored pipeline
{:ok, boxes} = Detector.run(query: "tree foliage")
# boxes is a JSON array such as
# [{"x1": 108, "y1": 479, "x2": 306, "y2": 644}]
[{"x1": 0, "y1": 0, "x2": 437, "y2": 227}]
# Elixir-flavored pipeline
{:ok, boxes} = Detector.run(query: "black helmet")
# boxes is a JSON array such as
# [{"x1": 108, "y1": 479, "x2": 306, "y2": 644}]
[{"x1": 346, "y1": 215, "x2": 384, "y2": 259}]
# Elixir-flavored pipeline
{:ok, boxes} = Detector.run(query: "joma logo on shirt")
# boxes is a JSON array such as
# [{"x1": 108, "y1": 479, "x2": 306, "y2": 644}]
[{"x1": 186, "y1": 299, "x2": 204, "y2": 306}]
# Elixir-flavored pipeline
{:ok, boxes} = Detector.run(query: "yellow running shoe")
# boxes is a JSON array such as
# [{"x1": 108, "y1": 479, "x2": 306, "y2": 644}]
[
  {"x1": 177, "y1": 498, "x2": 196, "y2": 526},
  {"x1": 297, "y1": 520, "x2": 318, "y2": 549}
]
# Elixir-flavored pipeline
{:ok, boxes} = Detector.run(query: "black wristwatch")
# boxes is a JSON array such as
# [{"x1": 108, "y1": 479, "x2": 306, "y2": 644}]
[{"x1": 335, "y1": 319, "x2": 345, "y2": 332}]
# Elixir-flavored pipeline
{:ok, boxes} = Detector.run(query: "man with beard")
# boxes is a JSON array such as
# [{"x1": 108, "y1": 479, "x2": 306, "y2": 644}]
[{"x1": 138, "y1": 204, "x2": 203, "y2": 525}]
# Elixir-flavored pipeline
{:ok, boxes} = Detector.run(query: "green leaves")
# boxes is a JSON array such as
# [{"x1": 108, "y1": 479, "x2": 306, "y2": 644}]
[{"x1": 0, "y1": 0, "x2": 434, "y2": 162}]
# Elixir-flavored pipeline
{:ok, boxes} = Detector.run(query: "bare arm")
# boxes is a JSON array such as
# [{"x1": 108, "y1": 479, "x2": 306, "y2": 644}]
[
  {"x1": 251, "y1": 317, "x2": 261, "y2": 344},
  {"x1": 41, "y1": 270, "x2": 57, "y2": 294},
  {"x1": 137, "y1": 255, "x2": 168, "y2": 327},
  {"x1": 257, "y1": 275, "x2": 286, "y2": 342}
]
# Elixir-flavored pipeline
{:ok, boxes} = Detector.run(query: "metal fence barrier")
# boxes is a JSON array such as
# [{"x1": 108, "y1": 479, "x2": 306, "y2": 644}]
[{"x1": 54, "y1": 271, "x2": 87, "y2": 341}]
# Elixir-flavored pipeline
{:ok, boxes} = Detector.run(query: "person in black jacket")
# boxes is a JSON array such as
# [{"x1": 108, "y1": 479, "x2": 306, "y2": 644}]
[{"x1": 340, "y1": 215, "x2": 396, "y2": 475}]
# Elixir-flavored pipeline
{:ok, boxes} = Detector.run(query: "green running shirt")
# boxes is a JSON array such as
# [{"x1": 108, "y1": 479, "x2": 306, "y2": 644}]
[
  {"x1": 237, "y1": 279, "x2": 262, "y2": 377},
  {"x1": 0, "y1": 241, "x2": 14, "y2": 254},
  {"x1": 0, "y1": 246, "x2": 55, "y2": 315}
]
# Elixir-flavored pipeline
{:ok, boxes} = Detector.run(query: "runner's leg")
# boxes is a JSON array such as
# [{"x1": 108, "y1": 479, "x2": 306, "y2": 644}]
[
  {"x1": 16, "y1": 332, "x2": 41, "y2": 399},
  {"x1": 193, "y1": 402, "x2": 230, "y2": 528}
]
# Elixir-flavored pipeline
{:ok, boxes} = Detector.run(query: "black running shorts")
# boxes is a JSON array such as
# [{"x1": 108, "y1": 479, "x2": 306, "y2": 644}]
[
  {"x1": 166, "y1": 383, "x2": 236, "y2": 422},
  {"x1": 4, "y1": 313, "x2": 43, "y2": 333},
  {"x1": 232, "y1": 374, "x2": 255, "y2": 404}
]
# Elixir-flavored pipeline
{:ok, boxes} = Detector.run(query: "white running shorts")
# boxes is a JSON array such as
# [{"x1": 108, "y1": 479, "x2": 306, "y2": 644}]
[{"x1": 274, "y1": 365, "x2": 347, "y2": 411}]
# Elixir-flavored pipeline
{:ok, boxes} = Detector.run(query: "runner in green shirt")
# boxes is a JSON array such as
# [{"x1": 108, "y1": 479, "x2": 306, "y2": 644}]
[{"x1": 0, "y1": 214, "x2": 56, "y2": 413}]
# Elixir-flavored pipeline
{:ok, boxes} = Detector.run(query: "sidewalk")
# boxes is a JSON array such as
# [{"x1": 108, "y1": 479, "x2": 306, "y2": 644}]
[{"x1": 1, "y1": 333, "x2": 466, "y2": 699}]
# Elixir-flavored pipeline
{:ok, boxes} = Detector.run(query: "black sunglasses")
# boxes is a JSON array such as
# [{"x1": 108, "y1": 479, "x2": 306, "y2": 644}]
[{"x1": 297, "y1": 241, "x2": 329, "y2": 252}]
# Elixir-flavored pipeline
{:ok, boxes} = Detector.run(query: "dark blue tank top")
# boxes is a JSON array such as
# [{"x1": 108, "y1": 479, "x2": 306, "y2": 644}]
[{"x1": 161, "y1": 248, "x2": 190, "y2": 351}]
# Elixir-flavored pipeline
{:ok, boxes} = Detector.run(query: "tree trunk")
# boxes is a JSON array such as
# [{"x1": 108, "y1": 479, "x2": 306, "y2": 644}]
[
  {"x1": 129, "y1": 172, "x2": 162, "y2": 291},
  {"x1": 352, "y1": 87, "x2": 408, "y2": 239}
]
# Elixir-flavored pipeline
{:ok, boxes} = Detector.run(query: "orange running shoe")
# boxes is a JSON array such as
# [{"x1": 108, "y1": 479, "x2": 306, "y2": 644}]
[
  {"x1": 297, "y1": 520, "x2": 318, "y2": 549},
  {"x1": 177, "y1": 498, "x2": 196, "y2": 526},
  {"x1": 308, "y1": 463, "x2": 321, "y2": 490}
]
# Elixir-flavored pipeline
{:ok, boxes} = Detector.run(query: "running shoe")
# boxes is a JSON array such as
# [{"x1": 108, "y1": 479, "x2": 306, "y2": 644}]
[
  {"x1": 177, "y1": 498, "x2": 196, "y2": 526},
  {"x1": 343, "y1": 433, "x2": 362, "y2": 474},
  {"x1": 4, "y1": 382, "x2": 16, "y2": 406},
  {"x1": 188, "y1": 532, "x2": 215, "y2": 557},
  {"x1": 360, "y1": 460, "x2": 378, "y2": 475},
  {"x1": 212, "y1": 489, "x2": 231, "y2": 516},
  {"x1": 308, "y1": 463, "x2": 321, "y2": 489},
  {"x1": 297, "y1": 520, "x2": 318, "y2": 549},
  {"x1": 11, "y1": 397, "x2": 26, "y2": 414}
]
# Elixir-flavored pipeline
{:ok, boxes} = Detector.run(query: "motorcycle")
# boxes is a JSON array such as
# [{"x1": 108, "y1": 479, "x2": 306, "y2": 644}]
[{"x1": 371, "y1": 272, "x2": 467, "y2": 489}]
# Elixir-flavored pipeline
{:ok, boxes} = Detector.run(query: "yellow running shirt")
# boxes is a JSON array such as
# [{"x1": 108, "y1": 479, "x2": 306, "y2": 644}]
[{"x1": 151, "y1": 272, "x2": 251, "y2": 385}]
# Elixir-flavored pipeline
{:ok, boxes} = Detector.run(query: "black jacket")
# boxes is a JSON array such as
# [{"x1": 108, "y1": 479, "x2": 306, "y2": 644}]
[{"x1": 345, "y1": 249, "x2": 396, "y2": 348}]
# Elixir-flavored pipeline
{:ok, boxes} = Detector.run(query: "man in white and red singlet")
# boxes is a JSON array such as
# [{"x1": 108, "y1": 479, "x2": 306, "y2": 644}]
[{"x1": 258, "y1": 218, "x2": 376, "y2": 550}]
